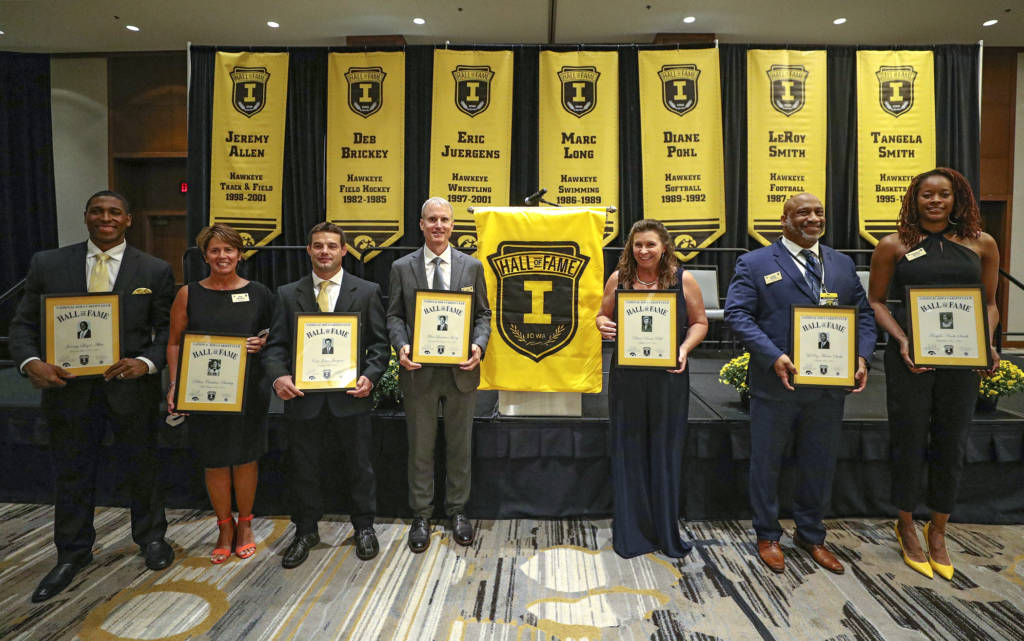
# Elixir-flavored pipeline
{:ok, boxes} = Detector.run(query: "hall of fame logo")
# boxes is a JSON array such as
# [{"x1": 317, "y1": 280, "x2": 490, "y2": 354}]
[
  {"x1": 345, "y1": 66, "x2": 386, "y2": 118},
  {"x1": 230, "y1": 67, "x2": 270, "y2": 117},
  {"x1": 658, "y1": 64, "x2": 700, "y2": 116},
  {"x1": 876, "y1": 65, "x2": 917, "y2": 117},
  {"x1": 558, "y1": 66, "x2": 600, "y2": 118},
  {"x1": 452, "y1": 65, "x2": 493, "y2": 117},
  {"x1": 766, "y1": 64, "x2": 808, "y2": 116}
]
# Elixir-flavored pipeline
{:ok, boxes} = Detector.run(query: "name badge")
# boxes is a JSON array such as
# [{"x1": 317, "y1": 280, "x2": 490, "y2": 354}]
[
  {"x1": 818, "y1": 292, "x2": 839, "y2": 307},
  {"x1": 764, "y1": 271, "x2": 782, "y2": 285},
  {"x1": 231, "y1": 293, "x2": 250, "y2": 303},
  {"x1": 906, "y1": 248, "x2": 926, "y2": 261}
]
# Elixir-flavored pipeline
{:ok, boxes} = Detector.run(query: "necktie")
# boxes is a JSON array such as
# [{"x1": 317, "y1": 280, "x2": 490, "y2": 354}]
[
  {"x1": 800, "y1": 249, "x2": 820, "y2": 294},
  {"x1": 431, "y1": 256, "x2": 445, "y2": 290},
  {"x1": 89, "y1": 253, "x2": 111, "y2": 292},
  {"x1": 316, "y1": 281, "x2": 331, "y2": 312}
]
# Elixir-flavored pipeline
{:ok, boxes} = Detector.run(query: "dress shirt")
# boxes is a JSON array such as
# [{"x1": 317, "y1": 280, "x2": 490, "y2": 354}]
[
  {"x1": 780, "y1": 235, "x2": 823, "y2": 290},
  {"x1": 311, "y1": 269, "x2": 344, "y2": 311},
  {"x1": 423, "y1": 244, "x2": 452, "y2": 291}
]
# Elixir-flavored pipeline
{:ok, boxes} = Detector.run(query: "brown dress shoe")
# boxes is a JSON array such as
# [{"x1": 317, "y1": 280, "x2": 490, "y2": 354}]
[
  {"x1": 793, "y1": 532, "x2": 845, "y2": 574},
  {"x1": 757, "y1": 539, "x2": 785, "y2": 573}
]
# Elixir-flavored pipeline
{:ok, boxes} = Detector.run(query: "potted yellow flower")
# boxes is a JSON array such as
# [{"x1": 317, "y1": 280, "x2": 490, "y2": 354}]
[
  {"x1": 977, "y1": 359, "x2": 1024, "y2": 413},
  {"x1": 719, "y1": 352, "x2": 751, "y2": 410}
]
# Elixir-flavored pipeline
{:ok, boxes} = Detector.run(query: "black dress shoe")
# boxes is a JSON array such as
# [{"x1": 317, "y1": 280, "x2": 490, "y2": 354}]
[
  {"x1": 450, "y1": 513, "x2": 474, "y2": 546},
  {"x1": 31, "y1": 555, "x2": 92, "y2": 603},
  {"x1": 282, "y1": 532, "x2": 320, "y2": 569},
  {"x1": 355, "y1": 527, "x2": 379, "y2": 561},
  {"x1": 142, "y1": 540, "x2": 174, "y2": 571},
  {"x1": 408, "y1": 517, "x2": 430, "y2": 553}
]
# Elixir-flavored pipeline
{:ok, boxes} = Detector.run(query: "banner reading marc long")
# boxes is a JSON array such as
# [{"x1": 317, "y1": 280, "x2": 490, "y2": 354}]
[
  {"x1": 638, "y1": 48, "x2": 726, "y2": 261},
  {"x1": 857, "y1": 50, "x2": 936, "y2": 246},
  {"x1": 538, "y1": 51, "x2": 619, "y2": 245},
  {"x1": 326, "y1": 51, "x2": 405, "y2": 261},
  {"x1": 474, "y1": 207, "x2": 604, "y2": 392},
  {"x1": 746, "y1": 49, "x2": 827, "y2": 246},
  {"x1": 209, "y1": 51, "x2": 288, "y2": 254},
  {"x1": 429, "y1": 49, "x2": 513, "y2": 250}
]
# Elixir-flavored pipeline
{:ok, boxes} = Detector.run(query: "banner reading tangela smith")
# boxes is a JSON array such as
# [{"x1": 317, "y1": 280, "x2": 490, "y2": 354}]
[
  {"x1": 209, "y1": 51, "x2": 288, "y2": 255},
  {"x1": 638, "y1": 48, "x2": 726, "y2": 261},
  {"x1": 428, "y1": 49, "x2": 513, "y2": 251},
  {"x1": 746, "y1": 49, "x2": 827, "y2": 246},
  {"x1": 474, "y1": 207, "x2": 605, "y2": 392},
  {"x1": 538, "y1": 51, "x2": 619, "y2": 245},
  {"x1": 857, "y1": 50, "x2": 936, "y2": 245},
  {"x1": 326, "y1": 51, "x2": 405, "y2": 261}
]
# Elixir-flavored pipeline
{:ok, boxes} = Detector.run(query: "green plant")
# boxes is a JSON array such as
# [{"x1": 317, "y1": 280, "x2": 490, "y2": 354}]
[
  {"x1": 978, "y1": 359, "x2": 1024, "y2": 399},
  {"x1": 718, "y1": 352, "x2": 750, "y2": 394},
  {"x1": 372, "y1": 347, "x2": 402, "y2": 409}
]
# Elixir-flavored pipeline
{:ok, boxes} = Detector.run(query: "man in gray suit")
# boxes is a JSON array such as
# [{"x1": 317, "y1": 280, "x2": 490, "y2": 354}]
[{"x1": 387, "y1": 197, "x2": 491, "y2": 552}]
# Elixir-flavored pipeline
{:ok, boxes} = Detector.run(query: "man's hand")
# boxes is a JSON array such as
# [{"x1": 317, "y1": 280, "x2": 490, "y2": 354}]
[
  {"x1": 852, "y1": 356, "x2": 869, "y2": 393},
  {"x1": 24, "y1": 360, "x2": 73, "y2": 389},
  {"x1": 347, "y1": 375, "x2": 374, "y2": 398},
  {"x1": 104, "y1": 357, "x2": 148, "y2": 381},
  {"x1": 773, "y1": 354, "x2": 796, "y2": 391},
  {"x1": 459, "y1": 344, "x2": 482, "y2": 371},
  {"x1": 273, "y1": 375, "x2": 304, "y2": 400},
  {"x1": 398, "y1": 344, "x2": 421, "y2": 371}
]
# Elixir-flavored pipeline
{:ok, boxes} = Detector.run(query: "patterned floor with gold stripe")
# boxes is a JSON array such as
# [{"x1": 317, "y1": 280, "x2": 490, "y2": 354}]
[{"x1": 1, "y1": 505, "x2": 1023, "y2": 640}]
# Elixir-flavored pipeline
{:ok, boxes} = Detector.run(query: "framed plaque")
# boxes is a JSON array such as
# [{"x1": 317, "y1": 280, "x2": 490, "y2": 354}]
[
  {"x1": 174, "y1": 332, "x2": 249, "y2": 414},
  {"x1": 906, "y1": 285, "x2": 991, "y2": 369},
  {"x1": 791, "y1": 305, "x2": 858, "y2": 388},
  {"x1": 42, "y1": 293, "x2": 122, "y2": 377},
  {"x1": 292, "y1": 312, "x2": 360, "y2": 391},
  {"x1": 615, "y1": 290, "x2": 679, "y2": 369},
  {"x1": 412, "y1": 290, "x2": 473, "y2": 365}
]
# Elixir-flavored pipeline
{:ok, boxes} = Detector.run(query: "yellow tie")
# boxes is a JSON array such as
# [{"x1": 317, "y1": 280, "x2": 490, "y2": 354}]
[
  {"x1": 316, "y1": 281, "x2": 331, "y2": 312},
  {"x1": 89, "y1": 253, "x2": 111, "y2": 292}
]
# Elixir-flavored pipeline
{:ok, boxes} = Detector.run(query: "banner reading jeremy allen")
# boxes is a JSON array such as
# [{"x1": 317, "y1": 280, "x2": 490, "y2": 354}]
[
  {"x1": 326, "y1": 51, "x2": 405, "y2": 261},
  {"x1": 209, "y1": 51, "x2": 289, "y2": 256},
  {"x1": 538, "y1": 51, "x2": 619, "y2": 245},
  {"x1": 746, "y1": 49, "x2": 827, "y2": 246},
  {"x1": 638, "y1": 48, "x2": 726, "y2": 261},
  {"x1": 428, "y1": 49, "x2": 514, "y2": 251},
  {"x1": 857, "y1": 50, "x2": 936, "y2": 246}
]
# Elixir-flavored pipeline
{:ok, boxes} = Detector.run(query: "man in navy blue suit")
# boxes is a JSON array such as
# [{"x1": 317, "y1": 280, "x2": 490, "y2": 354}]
[{"x1": 724, "y1": 193, "x2": 875, "y2": 575}]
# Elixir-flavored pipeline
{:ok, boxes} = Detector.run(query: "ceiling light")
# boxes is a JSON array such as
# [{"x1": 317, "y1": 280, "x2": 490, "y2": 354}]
[
  {"x1": 267, "y1": 21, "x2": 280, "y2": 28},
  {"x1": 125, "y1": 25, "x2": 140, "y2": 32},
  {"x1": 0, "y1": 30, "x2": 5, "y2": 35},
  {"x1": 982, "y1": 19, "x2": 998, "y2": 27},
  {"x1": 683, "y1": 16, "x2": 696, "y2": 24},
  {"x1": 413, "y1": 17, "x2": 426, "y2": 25},
  {"x1": 833, "y1": 17, "x2": 847, "y2": 25}
]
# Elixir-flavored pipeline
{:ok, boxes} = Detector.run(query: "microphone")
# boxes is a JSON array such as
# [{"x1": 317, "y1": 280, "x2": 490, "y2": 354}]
[{"x1": 524, "y1": 188, "x2": 547, "y2": 205}]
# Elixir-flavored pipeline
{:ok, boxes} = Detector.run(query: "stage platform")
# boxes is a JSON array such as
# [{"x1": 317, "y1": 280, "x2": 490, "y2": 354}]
[{"x1": 2, "y1": 350, "x2": 1023, "y2": 523}]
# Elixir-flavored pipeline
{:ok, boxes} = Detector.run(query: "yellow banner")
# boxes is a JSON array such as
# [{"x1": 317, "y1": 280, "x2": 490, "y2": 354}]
[
  {"x1": 538, "y1": 51, "x2": 619, "y2": 245},
  {"x1": 326, "y1": 51, "x2": 405, "y2": 261},
  {"x1": 857, "y1": 50, "x2": 936, "y2": 245},
  {"x1": 746, "y1": 49, "x2": 827, "y2": 245},
  {"x1": 209, "y1": 52, "x2": 288, "y2": 254},
  {"x1": 474, "y1": 207, "x2": 605, "y2": 392},
  {"x1": 638, "y1": 49, "x2": 726, "y2": 261},
  {"x1": 428, "y1": 50, "x2": 513, "y2": 251}
]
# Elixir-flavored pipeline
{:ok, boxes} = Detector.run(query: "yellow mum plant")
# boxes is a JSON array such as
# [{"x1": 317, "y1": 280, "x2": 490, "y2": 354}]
[
  {"x1": 978, "y1": 360, "x2": 1024, "y2": 399},
  {"x1": 719, "y1": 352, "x2": 750, "y2": 394}
]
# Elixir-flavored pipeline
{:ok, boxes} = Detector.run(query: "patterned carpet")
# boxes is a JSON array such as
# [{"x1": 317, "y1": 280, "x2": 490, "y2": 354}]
[{"x1": 1, "y1": 504, "x2": 1024, "y2": 640}]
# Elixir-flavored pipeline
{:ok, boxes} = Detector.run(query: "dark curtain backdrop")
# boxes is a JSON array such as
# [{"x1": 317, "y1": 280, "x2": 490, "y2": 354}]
[{"x1": 186, "y1": 44, "x2": 979, "y2": 289}]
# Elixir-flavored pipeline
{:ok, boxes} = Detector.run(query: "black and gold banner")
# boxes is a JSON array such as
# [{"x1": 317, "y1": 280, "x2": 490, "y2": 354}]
[
  {"x1": 326, "y1": 52, "x2": 405, "y2": 261},
  {"x1": 428, "y1": 49, "x2": 513, "y2": 250},
  {"x1": 209, "y1": 52, "x2": 289, "y2": 254},
  {"x1": 638, "y1": 49, "x2": 726, "y2": 261}
]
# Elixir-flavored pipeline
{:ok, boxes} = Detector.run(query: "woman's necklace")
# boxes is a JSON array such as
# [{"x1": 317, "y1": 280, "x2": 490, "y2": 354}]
[{"x1": 635, "y1": 275, "x2": 657, "y2": 287}]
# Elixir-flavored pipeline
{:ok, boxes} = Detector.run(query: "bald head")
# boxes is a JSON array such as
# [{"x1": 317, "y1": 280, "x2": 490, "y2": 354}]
[{"x1": 780, "y1": 193, "x2": 824, "y2": 248}]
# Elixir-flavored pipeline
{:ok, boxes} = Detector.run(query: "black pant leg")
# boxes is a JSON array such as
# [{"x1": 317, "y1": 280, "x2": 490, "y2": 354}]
[
  {"x1": 926, "y1": 370, "x2": 978, "y2": 513},
  {"x1": 339, "y1": 413, "x2": 376, "y2": 530},
  {"x1": 885, "y1": 346, "x2": 936, "y2": 512},
  {"x1": 287, "y1": 409, "x2": 327, "y2": 535}
]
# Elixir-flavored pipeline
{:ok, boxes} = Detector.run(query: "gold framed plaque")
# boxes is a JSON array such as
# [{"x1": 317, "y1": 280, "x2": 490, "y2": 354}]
[
  {"x1": 412, "y1": 290, "x2": 473, "y2": 365},
  {"x1": 42, "y1": 293, "x2": 122, "y2": 377},
  {"x1": 791, "y1": 305, "x2": 858, "y2": 388},
  {"x1": 906, "y1": 285, "x2": 991, "y2": 369},
  {"x1": 292, "y1": 312, "x2": 360, "y2": 391},
  {"x1": 615, "y1": 290, "x2": 679, "y2": 369},
  {"x1": 174, "y1": 332, "x2": 249, "y2": 414}
]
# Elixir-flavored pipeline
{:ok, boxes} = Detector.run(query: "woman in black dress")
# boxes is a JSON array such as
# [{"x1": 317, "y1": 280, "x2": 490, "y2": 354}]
[
  {"x1": 596, "y1": 219, "x2": 708, "y2": 558},
  {"x1": 868, "y1": 168, "x2": 999, "y2": 580},
  {"x1": 167, "y1": 224, "x2": 273, "y2": 563}
]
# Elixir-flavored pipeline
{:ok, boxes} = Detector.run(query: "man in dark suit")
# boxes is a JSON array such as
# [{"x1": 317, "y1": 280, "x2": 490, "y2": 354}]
[
  {"x1": 387, "y1": 197, "x2": 491, "y2": 552},
  {"x1": 10, "y1": 190, "x2": 176, "y2": 602},
  {"x1": 724, "y1": 193, "x2": 875, "y2": 575},
  {"x1": 264, "y1": 222, "x2": 390, "y2": 567}
]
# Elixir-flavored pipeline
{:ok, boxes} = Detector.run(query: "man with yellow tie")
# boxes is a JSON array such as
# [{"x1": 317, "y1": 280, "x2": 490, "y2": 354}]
[
  {"x1": 10, "y1": 191, "x2": 176, "y2": 602},
  {"x1": 264, "y1": 222, "x2": 390, "y2": 567}
]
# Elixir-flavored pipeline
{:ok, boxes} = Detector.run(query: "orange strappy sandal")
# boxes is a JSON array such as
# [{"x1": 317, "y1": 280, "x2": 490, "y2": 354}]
[
  {"x1": 212, "y1": 516, "x2": 235, "y2": 564},
  {"x1": 235, "y1": 514, "x2": 256, "y2": 559}
]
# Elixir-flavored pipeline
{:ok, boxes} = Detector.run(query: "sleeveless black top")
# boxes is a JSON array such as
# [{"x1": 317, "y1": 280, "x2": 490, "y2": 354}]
[{"x1": 889, "y1": 230, "x2": 983, "y2": 331}]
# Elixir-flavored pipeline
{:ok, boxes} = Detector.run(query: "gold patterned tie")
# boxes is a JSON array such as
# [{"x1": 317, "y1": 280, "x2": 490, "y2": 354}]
[
  {"x1": 316, "y1": 281, "x2": 331, "y2": 312},
  {"x1": 89, "y1": 253, "x2": 111, "y2": 292}
]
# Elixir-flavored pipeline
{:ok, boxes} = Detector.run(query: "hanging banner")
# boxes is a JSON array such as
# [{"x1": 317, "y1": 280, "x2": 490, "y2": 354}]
[
  {"x1": 857, "y1": 50, "x2": 936, "y2": 246},
  {"x1": 326, "y1": 51, "x2": 405, "y2": 261},
  {"x1": 538, "y1": 51, "x2": 619, "y2": 245},
  {"x1": 746, "y1": 49, "x2": 827, "y2": 246},
  {"x1": 638, "y1": 48, "x2": 726, "y2": 261},
  {"x1": 209, "y1": 51, "x2": 289, "y2": 254},
  {"x1": 428, "y1": 49, "x2": 514, "y2": 251},
  {"x1": 474, "y1": 207, "x2": 604, "y2": 392}
]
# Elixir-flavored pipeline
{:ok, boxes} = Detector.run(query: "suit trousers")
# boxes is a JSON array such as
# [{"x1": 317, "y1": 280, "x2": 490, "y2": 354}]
[
  {"x1": 48, "y1": 379, "x2": 166, "y2": 564},
  {"x1": 287, "y1": 405, "x2": 376, "y2": 534},
  {"x1": 749, "y1": 390, "x2": 844, "y2": 543}
]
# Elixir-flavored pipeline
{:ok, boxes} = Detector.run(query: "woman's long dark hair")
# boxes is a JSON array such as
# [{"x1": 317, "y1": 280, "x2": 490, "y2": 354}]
[
  {"x1": 616, "y1": 219, "x2": 679, "y2": 289},
  {"x1": 897, "y1": 167, "x2": 981, "y2": 248}
]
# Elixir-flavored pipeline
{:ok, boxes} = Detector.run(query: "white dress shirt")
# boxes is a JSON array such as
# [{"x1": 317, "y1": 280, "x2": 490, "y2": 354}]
[
  {"x1": 780, "y1": 235, "x2": 822, "y2": 289},
  {"x1": 311, "y1": 268, "x2": 344, "y2": 311},
  {"x1": 423, "y1": 244, "x2": 452, "y2": 290}
]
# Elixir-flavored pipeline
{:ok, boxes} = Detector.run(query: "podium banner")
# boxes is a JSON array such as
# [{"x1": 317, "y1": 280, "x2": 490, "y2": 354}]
[
  {"x1": 638, "y1": 48, "x2": 726, "y2": 261},
  {"x1": 746, "y1": 49, "x2": 827, "y2": 246},
  {"x1": 538, "y1": 51, "x2": 619, "y2": 245},
  {"x1": 428, "y1": 49, "x2": 514, "y2": 250},
  {"x1": 326, "y1": 51, "x2": 405, "y2": 261},
  {"x1": 474, "y1": 207, "x2": 605, "y2": 392},
  {"x1": 857, "y1": 50, "x2": 936, "y2": 245},
  {"x1": 209, "y1": 51, "x2": 289, "y2": 254}
]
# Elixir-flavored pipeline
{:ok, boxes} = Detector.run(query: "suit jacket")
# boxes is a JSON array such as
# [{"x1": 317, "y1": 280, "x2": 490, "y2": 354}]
[
  {"x1": 263, "y1": 272, "x2": 390, "y2": 419},
  {"x1": 9, "y1": 242, "x2": 175, "y2": 413},
  {"x1": 386, "y1": 246, "x2": 491, "y2": 393},
  {"x1": 723, "y1": 239, "x2": 876, "y2": 400}
]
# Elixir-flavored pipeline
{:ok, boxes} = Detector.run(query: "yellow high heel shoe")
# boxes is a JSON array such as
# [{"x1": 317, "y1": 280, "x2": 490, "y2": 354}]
[
  {"x1": 894, "y1": 521, "x2": 933, "y2": 578},
  {"x1": 923, "y1": 522, "x2": 954, "y2": 581}
]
